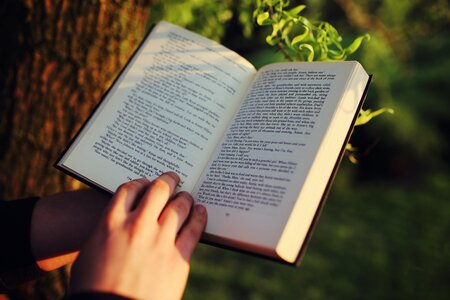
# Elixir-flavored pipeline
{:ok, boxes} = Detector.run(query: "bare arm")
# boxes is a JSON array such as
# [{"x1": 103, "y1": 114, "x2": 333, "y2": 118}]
[{"x1": 30, "y1": 189, "x2": 110, "y2": 271}]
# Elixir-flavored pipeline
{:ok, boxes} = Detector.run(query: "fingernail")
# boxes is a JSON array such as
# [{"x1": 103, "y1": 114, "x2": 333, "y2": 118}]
[
  {"x1": 164, "y1": 171, "x2": 180, "y2": 182},
  {"x1": 195, "y1": 204, "x2": 206, "y2": 215},
  {"x1": 178, "y1": 191, "x2": 193, "y2": 201},
  {"x1": 135, "y1": 178, "x2": 150, "y2": 183}
]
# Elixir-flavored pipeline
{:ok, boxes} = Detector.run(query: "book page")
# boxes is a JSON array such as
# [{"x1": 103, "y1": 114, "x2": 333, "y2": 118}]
[
  {"x1": 193, "y1": 62, "x2": 362, "y2": 250},
  {"x1": 60, "y1": 21, "x2": 256, "y2": 192}
]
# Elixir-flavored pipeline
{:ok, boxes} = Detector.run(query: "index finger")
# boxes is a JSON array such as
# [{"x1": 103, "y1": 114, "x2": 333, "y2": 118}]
[
  {"x1": 132, "y1": 172, "x2": 180, "y2": 224},
  {"x1": 107, "y1": 178, "x2": 151, "y2": 223}
]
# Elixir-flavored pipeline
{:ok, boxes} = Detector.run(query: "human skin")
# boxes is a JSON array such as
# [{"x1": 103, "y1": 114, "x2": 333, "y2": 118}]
[
  {"x1": 31, "y1": 188, "x2": 110, "y2": 271},
  {"x1": 31, "y1": 172, "x2": 207, "y2": 299}
]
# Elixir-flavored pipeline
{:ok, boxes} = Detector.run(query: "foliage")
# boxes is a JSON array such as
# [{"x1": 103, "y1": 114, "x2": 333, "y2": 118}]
[
  {"x1": 148, "y1": 0, "x2": 260, "y2": 40},
  {"x1": 254, "y1": 0, "x2": 370, "y2": 62},
  {"x1": 148, "y1": 0, "x2": 235, "y2": 41},
  {"x1": 354, "y1": 108, "x2": 394, "y2": 126},
  {"x1": 252, "y1": 0, "x2": 392, "y2": 162}
]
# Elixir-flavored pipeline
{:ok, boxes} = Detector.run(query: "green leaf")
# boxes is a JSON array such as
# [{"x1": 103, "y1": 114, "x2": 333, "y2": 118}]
[
  {"x1": 291, "y1": 25, "x2": 310, "y2": 45},
  {"x1": 281, "y1": 22, "x2": 293, "y2": 39},
  {"x1": 266, "y1": 35, "x2": 280, "y2": 46},
  {"x1": 277, "y1": 18, "x2": 287, "y2": 31},
  {"x1": 256, "y1": 12, "x2": 270, "y2": 25},
  {"x1": 328, "y1": 49, "x2": 346, "y2": 60},
  {"x1": 288, "y1": 4, "x2": 306, "y2": 16},
  {"x1": 317, "y1": 44, "x2": 329, "y2": 61},
  {"x1": 271, "y1": 19, "x2": 285, "y2": 35},
  {"x1": 299, "y1": 44, "x2": 314, "y2": 61},
  {"x1": 297, "y1": 15, "x2": 314, "y2": 28},
  {"x1": 344, "y1": 34, "x2": 371, "y2": 55},
  {"x1": 345, "y1": 143, "x2": 358, "y2": 152},
  {"x1": 316, "y1": 28, "x2": 327, "y2": 43},
  {"x1": 355, "y1": 108, "x2": 394, "y2": 126},
  {"x1": 330, "y1": 38, "x2": 344, "y2": 51},
  {"x1": 265, "y1": 0, "x2": 279, "y2": 6}
]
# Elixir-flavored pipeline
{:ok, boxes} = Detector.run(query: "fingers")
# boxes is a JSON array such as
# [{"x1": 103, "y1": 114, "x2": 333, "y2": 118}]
[
  {"x1": 158, "y1": 192, "x2": 193, "y2": 238},
  {"x1": 108, "y1": 178, "x2": 151, "y2": 222},
  {"x1": 133, "y1": 172, "x2": 180, "y2": 224},
  {"x1": 175, "y1": 204, "x2": 207, "y2": 262},
  {"x1": 108, "y1": 173, "x2": 207, "y2": 265}
]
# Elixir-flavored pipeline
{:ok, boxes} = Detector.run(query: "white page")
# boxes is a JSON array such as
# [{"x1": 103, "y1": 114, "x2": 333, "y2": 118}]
[
  {"x1": 60, "y1": 21, "x2": 256, "y2": 192},
  {"x1": 277, "y1": 62, "x2": 368, "y2": 262},
  {"x1": 193, "y1": 61, "x2": 359, "y2": 251}
]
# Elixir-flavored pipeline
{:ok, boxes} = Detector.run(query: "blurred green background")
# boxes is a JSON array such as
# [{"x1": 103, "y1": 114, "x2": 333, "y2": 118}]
[{"x1": 1, "y1": 0, "x2": 449, "y2": 299}]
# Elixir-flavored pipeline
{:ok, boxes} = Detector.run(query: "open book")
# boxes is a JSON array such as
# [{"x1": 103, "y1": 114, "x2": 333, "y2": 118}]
[{"x1": 56, "y1": 21, "x2": 371, "y2": 264}]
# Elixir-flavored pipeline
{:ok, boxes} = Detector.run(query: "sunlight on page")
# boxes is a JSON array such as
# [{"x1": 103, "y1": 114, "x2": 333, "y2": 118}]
[
  {"x1": 277, "y1": 63, "x2": 368, "y2": 262},
  {"x1": 60, "y1": 21, "x2": 256, "y2": 193}
]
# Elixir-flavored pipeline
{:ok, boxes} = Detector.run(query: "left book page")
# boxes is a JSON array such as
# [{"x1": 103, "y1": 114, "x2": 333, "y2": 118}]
[{"x1": 56, "y1": 21, "x2": 256, "y2": 193}]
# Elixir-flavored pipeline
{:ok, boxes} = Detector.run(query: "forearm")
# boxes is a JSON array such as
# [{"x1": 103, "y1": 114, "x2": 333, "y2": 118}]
[{"x1": 30, "y1": 189, "x2": 110, "y2": 271}]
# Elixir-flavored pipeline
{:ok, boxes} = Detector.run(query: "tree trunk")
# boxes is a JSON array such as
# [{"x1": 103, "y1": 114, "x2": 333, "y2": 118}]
[{"x1": 0, "y1": 0, "x2": 152, "y2": 298}]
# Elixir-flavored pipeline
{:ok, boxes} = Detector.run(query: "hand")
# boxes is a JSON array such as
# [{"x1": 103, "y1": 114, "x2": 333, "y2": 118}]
[{"x1": 69, "y1": 172, "x2": 207, "y2": 299}]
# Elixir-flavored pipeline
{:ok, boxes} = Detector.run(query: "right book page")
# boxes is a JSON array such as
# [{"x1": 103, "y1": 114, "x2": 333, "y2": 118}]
[{"x1": 192, "y1": 61, "x2": 369, "y2": 262}]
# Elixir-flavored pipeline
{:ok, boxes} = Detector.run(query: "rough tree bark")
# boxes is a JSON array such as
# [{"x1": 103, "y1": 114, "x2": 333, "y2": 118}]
[{"x1": 0, "y1": 1, "x2": 153, "y2": 299}]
